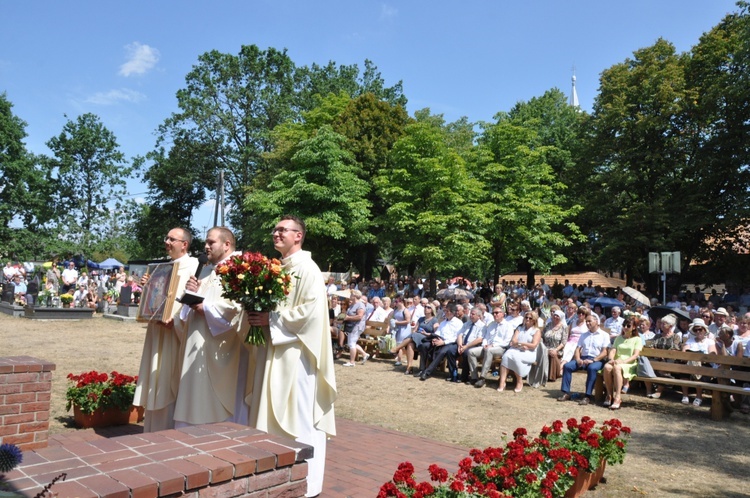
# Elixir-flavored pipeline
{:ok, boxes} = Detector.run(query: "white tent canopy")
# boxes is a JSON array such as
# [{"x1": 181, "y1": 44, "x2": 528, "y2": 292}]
[{"x1": 98, "y1": 258, "x2": 125, "y2": 270}]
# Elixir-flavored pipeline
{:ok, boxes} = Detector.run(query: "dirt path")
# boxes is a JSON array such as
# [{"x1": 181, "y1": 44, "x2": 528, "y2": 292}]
[{"x1": 2, "y1": 314, "x2": 748, "y2": 496}]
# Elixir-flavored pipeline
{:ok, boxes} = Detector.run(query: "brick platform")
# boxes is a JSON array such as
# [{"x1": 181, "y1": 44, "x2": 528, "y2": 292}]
[
  {"x1": 3, "y1": 422, "x2": 311, "y2": 498},
  {"x1": 0, "y1": 356, "x2": 55, "y2": 451}
]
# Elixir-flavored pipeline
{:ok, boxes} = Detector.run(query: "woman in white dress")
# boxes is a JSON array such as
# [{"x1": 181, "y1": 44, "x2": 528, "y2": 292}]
[{"x1": 498, "y1": 310, "x2": 542, "y2": 393}]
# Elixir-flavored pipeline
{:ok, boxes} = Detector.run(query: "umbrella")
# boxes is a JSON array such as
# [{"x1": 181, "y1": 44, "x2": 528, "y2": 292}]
[
  {"x1": 622, "y1": 286, "x2": 650, "y2": 306},
  {"x1": 435, "y1": 288, "x2": 474, "y2": 300},
  {"x1": 647, "y1": 306, "x2": 691, "y2": 323},
  {"x1": 587, "y1": 297, "x2": 624, "y2": 309}
]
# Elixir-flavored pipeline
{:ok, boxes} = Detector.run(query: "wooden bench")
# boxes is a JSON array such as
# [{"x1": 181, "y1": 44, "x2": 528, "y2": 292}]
[
  {"x1": 356, "y1": 320, "x2": 390, "y2": 356},
  {"x1": 633, "y1": 348, "x2": 750, "y2": 420}
]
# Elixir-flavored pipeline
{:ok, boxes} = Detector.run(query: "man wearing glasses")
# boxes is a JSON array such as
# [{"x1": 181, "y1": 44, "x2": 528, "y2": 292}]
[
  {"x1": 474, "y1": 305, "x2": 514, "y2": 388},
  {"x1": 133, "y1": 227, "x2": 199, "y2": 432},
  {"x1": 247, "y1": 215, "x2": 336, "y2": 498}
]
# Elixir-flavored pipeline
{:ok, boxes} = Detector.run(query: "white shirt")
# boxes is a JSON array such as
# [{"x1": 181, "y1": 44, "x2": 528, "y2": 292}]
[
  {"x1": 577, "y1": 330, "x2": 609, "y2": 358},
  {"x1": 369, "y1": 306, "x2": 389, "y2": 323},
  {"x1": 604, "y1": 316, "x2": 624, "y2": 340},
  {"x1": 62, "y1": 268, "x2": 78, "y2": 285},
  {"x1": 326, "y1": 283, "x2": 338, "y2": 296},
  {"x1": 483, "y1": 320, "x2": 514, "y2": 348},
  {"x1": 436, "y1": 317, "x2": 463, "y2": 344},
  {"x1": 505, "y1": 314, "x2": 523, "y2": 331}
]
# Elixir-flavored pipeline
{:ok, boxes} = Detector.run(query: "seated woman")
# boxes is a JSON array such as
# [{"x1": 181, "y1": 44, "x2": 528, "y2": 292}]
[
  {"x1": 602, "y1": 316, "x2": 642, "y2": 409},
  {"x1": 498, "y1": 311, "x2": 542, "y2": 393},
  {"x1": 559, "y1": 308, "x2": 590, "y2": 377},
  {"x1": 638, "y1": 315, "x2": 656, "y2": 344},
  {"x1": 542, "y1": 309, "x2": 568, "y2": 382},
  {"x1": 85, "y1": 284, "x2": 99, "y2": 310},
  {"x1": 329, "y1": 296, "x2": 346, "y2": 358},
  {"x1": 680, "y1": 318, "x2": 717, "y2": 406},
  {"x1": 644, "y1": 313, "x2": 683, "y2": 398},
  {"x1": 390, "y1": 304, "x2": 438, "y2": 375}
]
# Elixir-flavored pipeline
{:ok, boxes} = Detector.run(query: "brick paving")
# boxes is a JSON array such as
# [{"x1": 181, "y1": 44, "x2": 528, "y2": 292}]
[{"x1": 45, "y1": 417, "x2": 470, "y2": 497}]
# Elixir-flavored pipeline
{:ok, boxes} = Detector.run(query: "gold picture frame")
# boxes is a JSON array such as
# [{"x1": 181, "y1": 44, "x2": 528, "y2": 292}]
[{"x1": 136, "y1": 262, "x2": 180, "y2": 322}]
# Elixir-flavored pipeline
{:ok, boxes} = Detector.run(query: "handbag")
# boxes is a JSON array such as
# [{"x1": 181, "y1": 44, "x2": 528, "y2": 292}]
[
  {"x1": 343, "y1": 319, "x2": 356, "y2": 333},
  {"x1": 637, "y1": 356, "x2": 656, "y2": 378}
]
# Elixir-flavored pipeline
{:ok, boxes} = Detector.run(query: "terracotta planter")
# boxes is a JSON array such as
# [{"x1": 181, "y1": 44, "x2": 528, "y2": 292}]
[
  {"x1": 73, "y1": 405, "x2": 144, "y2": 428},
  {"x1": 565, "y1": 461, "x2": 606, "y2": 498}
]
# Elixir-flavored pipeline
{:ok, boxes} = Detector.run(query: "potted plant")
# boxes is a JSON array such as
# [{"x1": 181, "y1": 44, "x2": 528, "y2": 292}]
[
  {"x1": 379, "y1": 417, "x2": 630, "y2": 498},
  {"x1": 59, "y1": 293, "x2": 74, "y2": 308},
  {"x1": 65, "y1": 370, "x2": 142, "y2": 428}
]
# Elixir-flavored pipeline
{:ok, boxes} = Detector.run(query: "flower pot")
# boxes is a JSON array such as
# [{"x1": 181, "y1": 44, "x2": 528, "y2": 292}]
[
  {"x1": 73, "y1": 405, "x2": 144, "y2": 429},
  {"x1": 62, "y1": 303, "x2": 71, "y2": 308},
  {"x1": 565, "y1": 461, "x2": 606, "y2": 498}
]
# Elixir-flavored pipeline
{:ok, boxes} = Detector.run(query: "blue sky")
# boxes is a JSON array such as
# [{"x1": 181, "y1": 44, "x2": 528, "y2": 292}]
[{"x1": 0, "y1": 0, "x2": 738, "y2": 234}]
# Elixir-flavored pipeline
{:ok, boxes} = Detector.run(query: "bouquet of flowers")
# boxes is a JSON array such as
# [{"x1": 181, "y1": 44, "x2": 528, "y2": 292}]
[
  {"x1": 216, "y1": 251, "x2": 294, "y2": 345},
  {"x1": 65, "y1": 370, "x2": 138, "y2": 415},
  {"x1": 59, "y1": 293, "x2": 74, "y2": 305},
  {"x1": 379, "y1": 417, "x2": 630, "y2": 498}
]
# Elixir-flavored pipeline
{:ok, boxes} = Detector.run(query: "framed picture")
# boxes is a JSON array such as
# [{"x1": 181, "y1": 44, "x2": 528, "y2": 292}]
[{"x1": 136, "y1": 262, "x2": 180, "y2": 322}]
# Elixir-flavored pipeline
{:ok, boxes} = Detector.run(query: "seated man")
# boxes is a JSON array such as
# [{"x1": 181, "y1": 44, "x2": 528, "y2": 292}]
[
  {"x1": 418, "y1": 304, "x2": 462, "y2": 382},
  {"x1": 474, "y1": 305, "x2": 515, "y2": 388},
  {"x1": 558, "y1": 313, "x2": 609, "y2": 405},
  {"x1": 454, "y1": 308, "x2": 485, "y2": 384},
  {"x1": 11, "y1": 275, "x2": 27, "y2": 304},
  {"x1": 73, "y1": 284, "x2": 88, "y2": 307}
]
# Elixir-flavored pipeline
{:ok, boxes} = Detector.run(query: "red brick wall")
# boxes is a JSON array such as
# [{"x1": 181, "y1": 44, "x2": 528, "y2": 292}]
[{"x1": 0, "y1": 356, "x2": 55, "y2": 451}]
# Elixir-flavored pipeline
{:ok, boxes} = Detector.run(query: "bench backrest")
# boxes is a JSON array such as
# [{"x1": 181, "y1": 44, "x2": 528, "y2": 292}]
[
  {"x1": 640, "y1": 348, "x2": 750, "y2": 383},
  {"x1": 363, "y1": 320, "x2": 389, "y2": 338}
]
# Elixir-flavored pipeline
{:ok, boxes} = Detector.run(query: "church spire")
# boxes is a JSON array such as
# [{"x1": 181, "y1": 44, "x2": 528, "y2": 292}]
[{"x1": 569, "y1": 66, "x2": 580, "y2": 108}]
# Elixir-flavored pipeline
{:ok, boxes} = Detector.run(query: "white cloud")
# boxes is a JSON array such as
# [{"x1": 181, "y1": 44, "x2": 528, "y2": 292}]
[
  {"x1": 84, "y1": 88, "x2": 146, "y2": 105},
  {"x1": 119, "y1": 42, "x2": 160, "y2": 77},
  {"x1": 380, "y1": 4, "x2": 397, "y2": 20}
]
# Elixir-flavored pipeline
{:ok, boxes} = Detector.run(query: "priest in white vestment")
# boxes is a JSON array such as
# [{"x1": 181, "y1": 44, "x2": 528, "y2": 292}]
[
  {"x1": 133, "y1": 227, "x2": 198, "y2": 432},
  {"x1": 174, "y1": 227, "x2": 250, "y2": 427},
  {"x1": 248, "y1": 216, "x2": 337, "y2": 498}
]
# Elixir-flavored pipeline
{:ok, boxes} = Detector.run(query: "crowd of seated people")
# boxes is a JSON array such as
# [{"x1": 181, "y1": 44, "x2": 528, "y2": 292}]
[{"x1": 327, "y1": 275, "x2": 750, "y2": 411}]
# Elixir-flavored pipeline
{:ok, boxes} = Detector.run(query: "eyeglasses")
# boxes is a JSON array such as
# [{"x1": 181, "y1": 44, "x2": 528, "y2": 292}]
[
  {"x1": 702, "y1": 314, "x2": 711, "y2": 318},
  {"x1": 492, "y1": 311, "x2": 503, "y2": 315},
  {"x1": 271, "y1": 227, "x2": 301, "y2": 235},
  {"x1": 164, "y1": 236, "x2": 186, "y2": 243}
]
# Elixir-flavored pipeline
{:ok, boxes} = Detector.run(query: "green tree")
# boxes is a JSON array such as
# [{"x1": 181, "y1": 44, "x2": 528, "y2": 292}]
[
  {"x1": 294, "y1": 59, "x2": 407, "y2": 112},
  {"x1": 156, "y1": 45, "x2": 298, "y2": 242},
  {"x1": 375, "y1": 119, "x2": 490, "y2": 294},
  {"x1": 582, "y1": 39, "x2": 692, "y2": 289},
  {"x1": 245, "y1": 125, "x2": 372, "y2": 267},
  {"x1": 476, "y1": 119, "x2": 583, "y2": 285},
  {"x1": 0, "y1": 93, "x2": 54, "y2": 260},
  {"x1": 332, "y1": 93, "x2": 411, "y2": 277},
  {"x1": 46, "y1": 113, "x2": 131, "y2": 264},
  {"x1": 682, "y1": 3, "x2": 750, "y2": 283}
]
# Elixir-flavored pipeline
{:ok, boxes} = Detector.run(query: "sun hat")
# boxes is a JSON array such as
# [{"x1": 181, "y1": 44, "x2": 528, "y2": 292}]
[
  {"x1": 689, "y1": 318, "x2": 708, "y2": 332},
  {"x1": 714, "y1": 307, "x2": 729, "y2": 317}
]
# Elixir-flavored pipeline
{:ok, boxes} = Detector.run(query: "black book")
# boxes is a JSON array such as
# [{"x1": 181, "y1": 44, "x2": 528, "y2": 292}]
[{"x1": 177, "y1": 291, "x2": 204, "y2": 306}]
